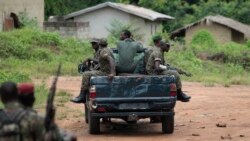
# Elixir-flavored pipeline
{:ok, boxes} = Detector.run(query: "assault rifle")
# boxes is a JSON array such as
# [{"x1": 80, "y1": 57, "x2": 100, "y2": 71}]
[{"x1": 45, "y1": 63, "x2": 62, "y2": 131}]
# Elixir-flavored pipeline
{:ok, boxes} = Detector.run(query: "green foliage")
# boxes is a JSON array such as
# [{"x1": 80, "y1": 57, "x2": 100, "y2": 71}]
[
  {"x1": 164, "y1": 29, "x2": 250, "y2": 85},
  {"x1": 45, "y1": 0, "x2": 250, "y2": 32},
  {"x1": 18, "y1": 11, "x2": 38, "y2": 28},
  {"x1": 107, "y1": 20, "x2": 143, "y2": 46},
  {"x1": 190, "y1": 30, "x2": 217, "y2": 54},
  {"x1": 34, "y1": 83, "x2": 49, "y2": 107},
  {"x1": 0, "y1": 72, "x2": 31, "y2": 84},
  {"x1": 0, "y1": 28, "x2": 91, "y2": 79},
  {"x1": 247, "y1": 40, "x2": 250, "y2": 48},
  {"x1": 188, "y1": 30, "x2": 250, "y2": 70},
  {"x1": 191, "y1": 30, "x2": 216, "y2": 48}
]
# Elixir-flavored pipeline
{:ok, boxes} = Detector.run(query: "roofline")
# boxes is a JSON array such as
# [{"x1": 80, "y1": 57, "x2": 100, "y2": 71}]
[
  {"x1": 64, "y1": 2, "x2": 174, "y2": 21},
  {"x1": 171, "y1": 15, "x2": 250, "y2": 38}
]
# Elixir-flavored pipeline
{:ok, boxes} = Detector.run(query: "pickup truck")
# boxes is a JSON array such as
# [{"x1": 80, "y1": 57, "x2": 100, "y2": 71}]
[{"x1": 84, "y1": 75, "x2": 177, "y2": 134}]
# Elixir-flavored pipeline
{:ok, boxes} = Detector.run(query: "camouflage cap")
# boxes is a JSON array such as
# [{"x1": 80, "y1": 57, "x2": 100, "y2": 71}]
[
  {"x1": 99, "y1": 38, "x2": 107, "y2": 46},
  {"x1": 152, "y1": 35, "x2": 162, "y2": 42},
  {"x1": 90, "y1": 38, "x2": 99, "y2": 43}
]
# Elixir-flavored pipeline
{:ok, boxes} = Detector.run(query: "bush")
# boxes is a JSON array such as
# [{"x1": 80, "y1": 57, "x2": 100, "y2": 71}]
[
  {"x1": 190, "y1": 30, "x2": 217, "y2": 54},
  {"x1": 18, "y1": 11, "x2": 39, "y2": 28},
  {"x1": 0, "y1": 28, "x2": 91, "y2": 78},
  {"x1": 247, "y1": 40, "x2": 250, "y2": 48}
]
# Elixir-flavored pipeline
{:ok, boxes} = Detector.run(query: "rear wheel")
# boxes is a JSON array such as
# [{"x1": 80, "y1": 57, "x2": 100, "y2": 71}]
[
  {"x1": 161, "y1": 115, "x2": 174, "y2": 134},
  {"x1": 88, "y1": 110, "x2": 100, "y2": 134},
  {"x1": 84, "y1": 104, "x2": 88, "y2": 124}
]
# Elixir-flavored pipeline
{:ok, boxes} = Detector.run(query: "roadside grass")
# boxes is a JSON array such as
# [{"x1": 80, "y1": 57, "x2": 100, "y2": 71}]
[
  {"x1": 0, "y1": 28, "x2": 93, "y2": 79},
  {"x1": 0, "y1": 27, "x2": 249, "y2": 104},
  {"x1": 56, "y1": 91, "x2": 71, "y2": 105},
  {"x1": 167, "y1": 30, "x2": 250, "y2": 86}
]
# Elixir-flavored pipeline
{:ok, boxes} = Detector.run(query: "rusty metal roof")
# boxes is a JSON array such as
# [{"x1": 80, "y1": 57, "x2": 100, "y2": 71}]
[{"x1": 64, "y1": 2, "x2": 174, "y2": 21}]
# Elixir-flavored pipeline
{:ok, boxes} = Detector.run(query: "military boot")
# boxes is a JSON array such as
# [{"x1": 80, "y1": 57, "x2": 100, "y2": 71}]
[
  {"x1": 177, "y1": 89, "x2": 191, "y2": 102},
  {"x1": 70, "y1": 89, "x2": 86, "y2": 103}
]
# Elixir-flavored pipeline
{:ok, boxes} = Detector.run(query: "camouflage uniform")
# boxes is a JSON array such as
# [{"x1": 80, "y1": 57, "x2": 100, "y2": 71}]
[
  {"x1": 81, "y1": 47, "x2": 114, "y2": 91},
  {"x1": 90, "y1": 49, "x2": 101, "y2": 70},
  {"x1": 146, "y1": 47, "x2": 182, "y2": 89},
  {"x1": 80, "y1": 48, "x2": 101, "y2": 88},
  {"x1": 0, "y1": 101, "x2": 45, "y2": 141}
]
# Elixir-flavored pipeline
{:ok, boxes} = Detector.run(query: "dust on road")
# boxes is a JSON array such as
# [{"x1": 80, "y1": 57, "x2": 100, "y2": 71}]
[{"x1": 43, "y1": 76, "x2": 250, "y2": 141}]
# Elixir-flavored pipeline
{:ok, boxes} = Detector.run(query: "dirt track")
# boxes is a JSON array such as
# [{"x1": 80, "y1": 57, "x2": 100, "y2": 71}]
[{"x1": 44, "y1": 76, "x2": 250, "y2": 141}]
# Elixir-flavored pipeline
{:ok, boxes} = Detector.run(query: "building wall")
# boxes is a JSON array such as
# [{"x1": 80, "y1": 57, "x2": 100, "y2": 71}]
[
  {"x1": 0, "y1": 0, "x2": 44, "y2": 29},
  {"x1": 73, "y1": 7, "x2": 161, "y2": 43},
  {"x1": 231, "y1": 29, "x2": 245, "y2": 44},
  {"x1": 185, "y1": 22, "x2": 232, "y2": 44},
  {"x1": 44, "y1": 22, "x2": 90, "y2": 39}
]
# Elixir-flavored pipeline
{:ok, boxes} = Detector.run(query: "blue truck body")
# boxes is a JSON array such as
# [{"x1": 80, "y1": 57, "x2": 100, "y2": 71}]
[{"x1": 85, "y1": 75, "x2": 177, "y2": 134}]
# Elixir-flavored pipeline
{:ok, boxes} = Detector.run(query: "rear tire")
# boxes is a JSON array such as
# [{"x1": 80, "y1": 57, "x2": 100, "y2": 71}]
[
  {"x1": 162, "y1": 115, "x2": 174, "y2": 134},
  {"x1": 84, "y1": 104, "x2": 88, "y2": 124},
  {"x1": 88, "y1": 110, "x2": 100, "y2": 134}
]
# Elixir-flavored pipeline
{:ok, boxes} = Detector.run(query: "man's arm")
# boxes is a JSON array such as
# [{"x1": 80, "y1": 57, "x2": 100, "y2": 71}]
[
  {"x1": 107, "y1": 56, "x2": 116, "y2": 78},
  {"x1": 154, "y1": 60, "x2": 162, "y2": 73},
  {"x1": 136, "y1": 42, "x2": 145, "y2": 52}
]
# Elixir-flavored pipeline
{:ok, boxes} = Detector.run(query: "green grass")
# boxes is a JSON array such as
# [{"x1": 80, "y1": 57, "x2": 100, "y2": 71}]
[
  {"x1": 0, "y1": 28, "x2": 93, "y2": 79},
  {"x1": 0, "y1": 28, "x2": 250, "y2": 109},
  {"x1": 167, "y1": 30, "x2": 250, "y2": 86}
]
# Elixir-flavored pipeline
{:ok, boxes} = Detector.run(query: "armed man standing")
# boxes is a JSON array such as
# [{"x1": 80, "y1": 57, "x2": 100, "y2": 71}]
[
  {"x1": 0, "y1": 81, "x2": 45, "y2": 141},
  {"x1": 17, "y1": 82, "x2": 76, "y2": 141},
  {"x1": 146, "y1": 36, "x2": 191, "y2": 102}
]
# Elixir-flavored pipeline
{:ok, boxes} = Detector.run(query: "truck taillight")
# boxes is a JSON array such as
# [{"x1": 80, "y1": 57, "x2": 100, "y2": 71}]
[
  {"x1": 89, "y1": 85, "x2": 96, "y2": 99},
  {"x1": 170, "y1": 83, "x2": 177, "y2": 97}
]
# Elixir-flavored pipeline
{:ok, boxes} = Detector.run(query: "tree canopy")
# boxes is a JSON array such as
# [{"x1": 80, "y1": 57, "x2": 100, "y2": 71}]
[{"x1": 45, "y1": 0, "x2": 250, "y2": 32}]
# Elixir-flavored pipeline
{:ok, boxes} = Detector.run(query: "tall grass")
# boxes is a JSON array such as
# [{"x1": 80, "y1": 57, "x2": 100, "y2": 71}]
[
  {"x1": 0, "y1": 28, "x2": 93, "y2": 79},
  {"x1": 167, "y1": 30, "x2": 250, "y2": 85}
]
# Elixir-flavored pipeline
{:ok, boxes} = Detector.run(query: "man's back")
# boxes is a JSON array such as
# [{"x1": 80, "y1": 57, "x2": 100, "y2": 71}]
[
  {"x1": 0, "y1": 102, "x2": 45, "y2": 141},
  {"x1": 117, "y1": 38, "x2": 144, "y2": 73}
]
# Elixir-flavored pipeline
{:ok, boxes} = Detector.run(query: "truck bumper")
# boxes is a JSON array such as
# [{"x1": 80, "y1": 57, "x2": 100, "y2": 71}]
[{"x1": 91, "y1": 111, "x2": 174, "y2": 118}]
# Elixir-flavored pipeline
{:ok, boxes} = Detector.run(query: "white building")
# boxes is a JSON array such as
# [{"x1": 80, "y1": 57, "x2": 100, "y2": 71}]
[
  {"x1": 0, "y1": 0, "x2": 44, "y2": 31},
  {"x1": 64, "y1": 2, "x2": 174, "y2": 42}
]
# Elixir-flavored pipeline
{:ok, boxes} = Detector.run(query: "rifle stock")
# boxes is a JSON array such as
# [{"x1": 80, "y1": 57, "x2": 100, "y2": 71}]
[{"x1": 45, "y1": 63, "x2": 62, "y2": 131}]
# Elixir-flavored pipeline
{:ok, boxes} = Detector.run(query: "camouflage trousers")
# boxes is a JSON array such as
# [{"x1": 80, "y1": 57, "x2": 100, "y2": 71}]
[
  {"x1": 159, "y1": 70, "x2": 182, "y2": 89},
  {"x1": 81, "y1": 71, "x2": 107, "y2": 90}
]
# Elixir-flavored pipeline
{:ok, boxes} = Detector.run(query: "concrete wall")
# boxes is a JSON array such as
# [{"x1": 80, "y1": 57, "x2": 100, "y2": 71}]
[
  {"x1": 44, "y1": 22, "x2": 90, "y2": 39},
  {"x1": 185, "y1": 22, "x2": 232, "y2": 44},
  {"x1": 72, "y1": 7, "x2": 161, "y2": 43},
  {"x1": 0, "y1": 0, "x2": 44, "y2": 29}
]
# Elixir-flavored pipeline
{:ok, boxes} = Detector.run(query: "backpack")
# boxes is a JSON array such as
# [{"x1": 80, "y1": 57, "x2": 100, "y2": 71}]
[{"x1": 0, "y1": 109, "x2": 27, "y2": 141}]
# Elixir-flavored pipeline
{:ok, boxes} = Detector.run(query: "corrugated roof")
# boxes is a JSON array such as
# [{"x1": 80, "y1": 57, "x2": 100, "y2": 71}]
[
  {"x1": 64, "y1": 2, "x2": 174, "y2": 21},
  {"x1": 171, "y1": 15, "x2": 250, "y2": 39}
]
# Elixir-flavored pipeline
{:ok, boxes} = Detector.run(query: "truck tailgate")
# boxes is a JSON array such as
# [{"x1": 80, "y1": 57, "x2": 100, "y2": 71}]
[{"x1": 90, "y1": 75, "x2": 176, "y2": 98}]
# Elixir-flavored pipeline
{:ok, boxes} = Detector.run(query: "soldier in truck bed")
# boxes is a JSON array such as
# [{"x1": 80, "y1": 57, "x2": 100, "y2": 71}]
[
  {"x1": 116, "y1": 30, "x2": 145, "y2": 73},
  {"x1": 71, "y1": 38, "x2": 101, "y2": 103},
  {"x1": 146, "y1": 36, "x2": 191, "y2": 102},
  {"x1": 72, "y1": 38, "x2": 116, "y2": 104}
]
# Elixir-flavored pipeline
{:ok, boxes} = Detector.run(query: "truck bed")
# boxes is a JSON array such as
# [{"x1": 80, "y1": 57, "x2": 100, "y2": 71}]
[{"x1": 88, "y1": 75, "x2": 176, "y2": 113}]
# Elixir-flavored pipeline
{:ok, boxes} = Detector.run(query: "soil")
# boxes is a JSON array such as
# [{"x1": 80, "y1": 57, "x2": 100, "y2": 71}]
[{"x1": 41, "y1": 76, "x2": 250, "y2": 141}]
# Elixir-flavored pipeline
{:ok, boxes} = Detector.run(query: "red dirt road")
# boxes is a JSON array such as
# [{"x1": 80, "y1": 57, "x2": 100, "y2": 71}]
[{"x1": 45, "y1": 76, "x2": 250, "y2": 141}]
